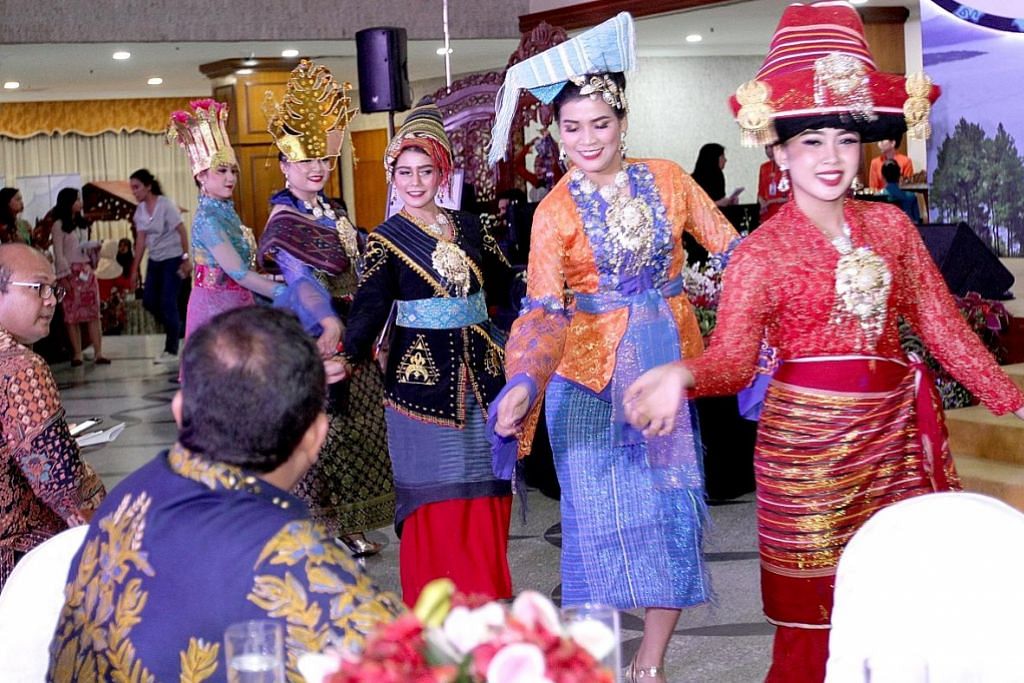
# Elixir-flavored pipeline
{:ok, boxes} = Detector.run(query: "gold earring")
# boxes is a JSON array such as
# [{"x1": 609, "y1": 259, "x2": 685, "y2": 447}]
[{"x1": 619, "y1": 131, "x2": 628, "y2": 159}]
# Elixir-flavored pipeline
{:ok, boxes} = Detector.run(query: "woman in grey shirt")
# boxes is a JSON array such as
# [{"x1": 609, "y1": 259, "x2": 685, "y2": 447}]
[{"x1": 128, "y1": 169, "x2": 192, "y2": 364}]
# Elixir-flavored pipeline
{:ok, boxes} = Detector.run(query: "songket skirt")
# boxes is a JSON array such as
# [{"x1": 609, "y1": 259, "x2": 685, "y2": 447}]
[
  {"x1": 545, "y1": 377, "x2": 711, "y2": 610},
  {"x1": 293, "y1": 359, "x2": 395, "y2": 536},
  {"x1": 385, "y1": 390, "x2": 512, "y2": 606}
]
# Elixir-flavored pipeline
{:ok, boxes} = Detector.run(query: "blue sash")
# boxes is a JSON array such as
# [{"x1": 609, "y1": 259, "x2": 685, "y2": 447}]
[
  {"x1": 574, "y1": 274, "x2": 699, "y2": 490},
  {"x1": 396, "y1": 291, "x2": 488, "y2": 329}
]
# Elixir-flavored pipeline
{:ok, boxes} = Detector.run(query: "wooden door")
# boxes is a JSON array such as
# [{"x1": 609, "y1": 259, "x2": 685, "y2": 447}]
[{"x1": 351, "y1": 129, "x2": 390, "y2": 230}]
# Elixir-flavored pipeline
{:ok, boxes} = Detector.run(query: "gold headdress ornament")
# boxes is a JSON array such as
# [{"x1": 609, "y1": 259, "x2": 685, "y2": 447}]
[
  {"x1": 569, "y1": 74, "x2": 629, "y2": 113},
  {"x1": 167, "y1": 99, "x2": 237, "y2": 177},
  {"x1": 263, "y1": 59, "x2": 358, "y2": 162}
]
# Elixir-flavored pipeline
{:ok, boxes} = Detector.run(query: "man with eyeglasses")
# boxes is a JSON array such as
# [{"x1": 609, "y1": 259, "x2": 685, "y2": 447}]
[{"x1": 0, "y1": 243, "x2": 105, "y2": 591}]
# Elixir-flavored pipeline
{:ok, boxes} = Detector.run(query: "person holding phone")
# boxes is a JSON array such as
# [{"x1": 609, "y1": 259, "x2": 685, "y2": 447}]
[{"x1": 692, "y1": 143, "x2": 744, "y2": 207}]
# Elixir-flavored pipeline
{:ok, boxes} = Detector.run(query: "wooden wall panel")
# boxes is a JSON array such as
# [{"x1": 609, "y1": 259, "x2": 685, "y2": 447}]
[{"x1": 351, "y1": 129, "x2": 390, "y2": 231}]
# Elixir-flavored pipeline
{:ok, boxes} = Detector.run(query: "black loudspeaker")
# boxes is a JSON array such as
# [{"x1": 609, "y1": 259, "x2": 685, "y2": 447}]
[
  {"x1": 355, "y1": 27, "x2": 412, "y2": 113},
  {"x1": 917, "y1": 222, "x2": 1015, "y2": 299}
]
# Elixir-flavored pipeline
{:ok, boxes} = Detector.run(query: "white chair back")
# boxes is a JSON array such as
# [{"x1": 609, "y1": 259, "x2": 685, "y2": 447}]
[
  {"x1": 0, "y1": 525, "x2": 88, "y2": 682},
  {"x1": 826, "y1": 492, "x2": 1024, "y2": 683}
]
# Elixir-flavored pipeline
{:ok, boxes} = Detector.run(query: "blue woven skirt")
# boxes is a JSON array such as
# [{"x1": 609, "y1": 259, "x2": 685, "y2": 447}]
[{"x1": 546, "y1": 377, "x2": 711, "y2": 609}]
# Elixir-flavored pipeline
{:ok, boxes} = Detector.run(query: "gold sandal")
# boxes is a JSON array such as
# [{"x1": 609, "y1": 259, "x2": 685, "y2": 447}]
[{"x1": 626, "y1": 658, "x2": 665, "y2": 682}]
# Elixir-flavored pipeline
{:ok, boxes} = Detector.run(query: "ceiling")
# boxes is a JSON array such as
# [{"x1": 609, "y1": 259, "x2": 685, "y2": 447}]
[{"x1": 0, "y1": 0, "x2": 919, "y2": 102}]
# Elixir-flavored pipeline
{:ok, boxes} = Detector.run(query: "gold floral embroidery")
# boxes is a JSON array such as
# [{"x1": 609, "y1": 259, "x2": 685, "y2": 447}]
[
  {"x1": 248, "y1": 521, "x2": 402, "y2": 681},
  {"x1": 395, "y1": 335, "x2": 440, "y2": 385},
  {"x1": 50, "y1": 492, "x2": 159, "y2": 683},
  {"x1": 180, "y1": 638, "x2": 220, "y2": 683}
]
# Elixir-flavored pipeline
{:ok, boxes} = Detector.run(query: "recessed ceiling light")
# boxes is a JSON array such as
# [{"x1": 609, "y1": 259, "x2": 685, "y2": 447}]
[
  {"x1": 685, "y1": 34, "x2": 703, "y2": 43},
  {"x1": 3, "y1": 81, "x2": 20, "y2": 90},
  {"x1": 435, "y1": 47, "x2": 453, "y2": 55},
  {"x1": 236, "y1": 68, "x2": 254, "y2": 75},
  {"x1": 147, "y1": 77, "x2": 163, "y2": 86},
  {"x1": 242, "y1": 57, "x2": 258, "y2": 67},
  {"x1": 849, "y1": 0, "x2": 868, "y2": 4},
  {"x1": 281, "y1": 49, "x2": 299, "y2": 58},
  {"x1": 112, "y1": 51, "x2": 131, "y2": 60}
]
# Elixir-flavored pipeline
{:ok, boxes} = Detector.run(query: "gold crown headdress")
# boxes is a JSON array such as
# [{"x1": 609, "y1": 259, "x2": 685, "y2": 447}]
[
  {"x1": 263, "y1": 60, "x2": 358, "y2": 162},
  {"x1": 167, "y1": 99, "x2": 237, "y2": 176}
]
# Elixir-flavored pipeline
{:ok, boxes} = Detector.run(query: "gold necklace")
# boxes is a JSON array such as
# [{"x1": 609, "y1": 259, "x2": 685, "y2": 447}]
[
  {"x1": 402, "y1": 209, "x2": 471, "y2": 297},
  {"x1": 575, "y1": 167, "x2": 655, "y2": 276},
  {"x1": 401, "y1": 209, "x2": 450, "y2": 240}
]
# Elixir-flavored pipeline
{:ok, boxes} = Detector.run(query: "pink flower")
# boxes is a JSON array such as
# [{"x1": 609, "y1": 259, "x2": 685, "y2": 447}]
[
  {"x1": 510, "y1": 591, "x2": 563, "y2": 636},
  {"x1": 486, "y1": 643, "x2": 554, "y2": 683}
]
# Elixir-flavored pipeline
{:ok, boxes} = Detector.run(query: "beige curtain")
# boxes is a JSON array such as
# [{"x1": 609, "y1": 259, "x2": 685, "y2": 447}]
[{"x1": 0, "y1": 132, "x2": 198, "y2": 241}]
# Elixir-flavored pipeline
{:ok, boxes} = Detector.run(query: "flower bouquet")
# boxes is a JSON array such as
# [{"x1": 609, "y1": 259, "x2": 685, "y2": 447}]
[
  {"x1": 298, "y1": 579, "x2": 617, "y2": 683},
  {"x1": 683, "y1": 237, "x2": 742, "y2": 340}
]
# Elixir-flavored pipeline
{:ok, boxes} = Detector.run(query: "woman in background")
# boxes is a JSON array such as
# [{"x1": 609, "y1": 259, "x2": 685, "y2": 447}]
[
  {"x1": 260, "y1": 60, "x2": 393, "y2": 557},
  {"x1": 50, "y1": 188, "x2": 108, "y2": 366},
  {"x1": 691, "y1": 143, "x2": 743, "y2": 207},
  {"x1": 128, "y1": 169, "x2": 191, "y2": 365},
  {"x1": 0, "y1": 188, "x2": 32, "y2": 244}
]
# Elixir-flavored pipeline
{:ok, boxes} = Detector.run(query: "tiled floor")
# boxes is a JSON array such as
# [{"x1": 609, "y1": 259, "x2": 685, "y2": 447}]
[{"x1": 57, "y1": 334, "x2": 772, "y2": 682}]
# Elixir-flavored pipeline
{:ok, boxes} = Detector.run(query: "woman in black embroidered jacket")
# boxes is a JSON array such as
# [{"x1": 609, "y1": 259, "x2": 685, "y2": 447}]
[{"x1": 341, "y1": 103, "x2": 514, "y2": 606}]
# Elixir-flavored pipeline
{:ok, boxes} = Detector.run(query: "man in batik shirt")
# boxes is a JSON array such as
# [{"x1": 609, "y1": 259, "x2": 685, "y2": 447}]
[
  {"x1": 48, "y1": 306, "x2": 401, "y2": 683},
  {"x1": 0, "y1": 243, "x2": 105, "y2": 590}
]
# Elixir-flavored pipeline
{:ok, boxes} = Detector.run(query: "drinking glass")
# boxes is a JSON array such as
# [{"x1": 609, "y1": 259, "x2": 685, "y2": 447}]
[
  {"x1": 223, "y1": 619, "x2": 285, "y2": 683},
  {"x1": 560, "y1": 603, "x2": 622, "y2": 682}
]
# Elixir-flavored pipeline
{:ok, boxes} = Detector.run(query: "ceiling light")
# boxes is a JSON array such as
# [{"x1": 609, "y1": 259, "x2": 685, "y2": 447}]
[
  {"x1": 281, "y1": 49, "x2": 299, "y2": 58},
  {"x1": 242, "y1": 56, "x2": 258, "y2": 67},
  {"x1": 147, "y1": 77, "x2": 163, "y2": 86},
  {"x1": 236, "y1": 68, "x2": 254, "y2": 75},
  {"x1": 849, "y1": 0, "x2": 868, "y2": 4},
  {"x1": 685, "y1": 34, "x2": 703, "y2": 43},
  {"x1": 3, "y1": 81, "x2": 20, "y2": 89},
  {"x1": 435, "y1": 47, "x2": 453, "y2": 55},
  {"x1": 112, "y1": 51, "x2": 131, "y2": 60}
]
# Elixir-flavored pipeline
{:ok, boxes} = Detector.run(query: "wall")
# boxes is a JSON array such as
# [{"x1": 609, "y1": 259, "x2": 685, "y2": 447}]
[{"x1": 627, "y1": 56, "x2": 765, "y2": 204}]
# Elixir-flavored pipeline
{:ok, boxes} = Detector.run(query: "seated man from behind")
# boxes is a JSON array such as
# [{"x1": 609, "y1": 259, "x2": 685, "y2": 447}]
[
  {"x1": 0, "y1": 243, "x2": 105, "y2": 591},
  {"x1": 48, "y1": 306, "x2": 402, "y2": 682},
  {"x1": 880, "y1": 160, "x2": 922, "y2": 224}
]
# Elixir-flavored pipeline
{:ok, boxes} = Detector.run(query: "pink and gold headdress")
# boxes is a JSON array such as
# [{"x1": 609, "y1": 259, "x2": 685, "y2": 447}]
[{"x1": 167, "y1": 99, "x2": 238, "y2": 176}]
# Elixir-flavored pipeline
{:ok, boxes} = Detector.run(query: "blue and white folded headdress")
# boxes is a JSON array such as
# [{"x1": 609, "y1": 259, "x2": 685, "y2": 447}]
[{"x1": 487, "y1": 11, "x2": 637, "y2": 165}]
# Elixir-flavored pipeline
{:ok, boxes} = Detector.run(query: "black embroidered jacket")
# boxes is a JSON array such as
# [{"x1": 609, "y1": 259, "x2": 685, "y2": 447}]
[{"x1": 343, "y1": 211, "x2": 513, "y2": 427}]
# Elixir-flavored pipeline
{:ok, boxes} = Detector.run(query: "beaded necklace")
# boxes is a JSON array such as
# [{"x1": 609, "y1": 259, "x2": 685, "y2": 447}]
[
  {"x1": 569, "y1": 162, "x2": 672, "y2": 289},
  {"x1": 297, "y1": 192, "x2": 360, "y2": 260}
]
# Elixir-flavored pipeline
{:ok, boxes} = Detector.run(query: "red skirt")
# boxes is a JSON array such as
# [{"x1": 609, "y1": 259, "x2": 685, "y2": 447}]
[
  {"x1": 60, "y1": 263, "x2": 101, "y2": 324},
  {"x1": 758, "y1": 356, "x2": 959, "y2": 682},
  {"x1": 399, "y1": 495, "x2": 513, "y2": 607}
]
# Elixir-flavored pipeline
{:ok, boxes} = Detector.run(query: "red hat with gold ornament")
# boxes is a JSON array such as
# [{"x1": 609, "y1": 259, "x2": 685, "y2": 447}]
[{"x1": 728, "y1": 0, "x2": 939, "y2": 146}]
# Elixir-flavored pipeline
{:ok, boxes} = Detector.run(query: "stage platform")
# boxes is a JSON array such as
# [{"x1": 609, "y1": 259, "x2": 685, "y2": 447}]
[{"x1": 949, "y1": 258, "x2": 1024, "y2": 509}]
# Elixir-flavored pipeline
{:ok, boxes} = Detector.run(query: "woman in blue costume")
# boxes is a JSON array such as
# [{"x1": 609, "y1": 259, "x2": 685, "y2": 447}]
[
  {"x1": 168, "y1": 98, "x2": 341, "y2": 348},
  {"x1": 258, "y1": 61, "x2": 394, "y2": 557},
  {"x1": 489, "y1": 14, "x2": 738, "y2": 682}
]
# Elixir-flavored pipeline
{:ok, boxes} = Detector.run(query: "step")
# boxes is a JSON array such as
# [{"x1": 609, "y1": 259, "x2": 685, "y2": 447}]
[
  {"x1": 954, "y1": 454, "x2": 1024, "y2": 513},
  {"x1": 945, "y1": 405, "x2": 1024, "y2": 464}
]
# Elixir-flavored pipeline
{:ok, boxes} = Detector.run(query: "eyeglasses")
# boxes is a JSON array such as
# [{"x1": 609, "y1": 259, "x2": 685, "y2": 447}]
[{"x1": 8, "y1": 281, "x2": 67, "y2": 302}]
